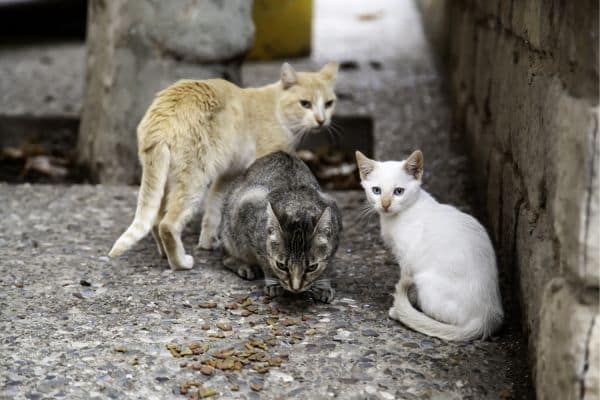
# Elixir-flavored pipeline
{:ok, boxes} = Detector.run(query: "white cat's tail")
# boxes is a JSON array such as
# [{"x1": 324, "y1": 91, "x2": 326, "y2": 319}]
[
  {"x1": 109, "y1": 143, "x2": 170, "y2": 258},
  {"x1": 389, "y1": 279, "x2": 484, "y2": 341}
]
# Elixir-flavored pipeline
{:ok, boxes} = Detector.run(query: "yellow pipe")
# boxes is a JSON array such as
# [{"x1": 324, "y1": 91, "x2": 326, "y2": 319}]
[{"x1": 247, "y1": 0, "x2": 313, "y2": 61}]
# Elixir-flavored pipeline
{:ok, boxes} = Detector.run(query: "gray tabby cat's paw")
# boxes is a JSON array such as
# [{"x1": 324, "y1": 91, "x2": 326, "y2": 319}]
[
  {"x1": 197, "y1": 231, "x2": 221, "y2": 250},
  {"x1": 264, "y1": 284, "x2": 284, "y2": 298},
  {"x1": 310, "y1": 286, "x2": 335, "y2": 303},
  {"x1": 237, "y1": 265, "x2": 258, "y2": 280}
]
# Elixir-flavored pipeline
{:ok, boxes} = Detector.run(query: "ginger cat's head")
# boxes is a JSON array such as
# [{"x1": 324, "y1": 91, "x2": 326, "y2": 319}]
[
  {"x1": 277, "y1": 62, "x2": 339, "y2": 134},
  {"x1": 355, "y1": 150, "x2": 424, "y2": 216}
]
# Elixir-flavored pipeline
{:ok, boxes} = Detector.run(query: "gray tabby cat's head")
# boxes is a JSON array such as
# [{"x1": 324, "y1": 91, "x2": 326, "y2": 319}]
[{"x1": 265, "y1": 202, "x2": 336, "y2": 293}]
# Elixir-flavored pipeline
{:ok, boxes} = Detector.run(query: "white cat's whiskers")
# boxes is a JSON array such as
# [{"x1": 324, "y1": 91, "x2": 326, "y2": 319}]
[{"x1": 355, "y1": 203, "x2": 377, "y2": 226}]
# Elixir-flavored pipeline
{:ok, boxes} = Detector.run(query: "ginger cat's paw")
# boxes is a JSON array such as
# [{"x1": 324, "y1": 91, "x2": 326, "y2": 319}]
[{"x1": 170, "y1": 255, "x2": 194, "y2": 271}]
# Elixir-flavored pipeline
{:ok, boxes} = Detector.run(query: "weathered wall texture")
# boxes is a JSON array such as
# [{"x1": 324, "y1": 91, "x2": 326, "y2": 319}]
[
  {"x1": 440, "y1": 1, "x2": 598, "y2": 399},
  {"x1": 78, "y1": 0, "x2": 254, "y2": 184}
]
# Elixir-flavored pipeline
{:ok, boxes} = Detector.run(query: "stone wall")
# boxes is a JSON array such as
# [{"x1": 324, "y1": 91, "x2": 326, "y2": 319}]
[
  {"x1": 77, "y1": 0, "x2": 254, "y2": 184},
  {"x1": 428, "y1": 0, "x2": 599, "y2": 398}
]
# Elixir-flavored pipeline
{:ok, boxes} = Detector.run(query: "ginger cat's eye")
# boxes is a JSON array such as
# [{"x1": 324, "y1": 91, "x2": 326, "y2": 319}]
[
  {"x1": 372, "y1": 186, "x2": 381, "y2": 195},
  {"x1": 300, "y1": 100, "x2": 312, "y2": 109},
  {"x1": 325, "y1": 99, "x2": 335, "y2": 108},
  {"x1": 394, "y1": 187, "x2": 405, "y2": 195},
  {"x1": 276, "y1": 261, "x2": 287, "y2": 271},
  {"x1": 307, "y1": 263, "x2": 319, "y2": 272}
]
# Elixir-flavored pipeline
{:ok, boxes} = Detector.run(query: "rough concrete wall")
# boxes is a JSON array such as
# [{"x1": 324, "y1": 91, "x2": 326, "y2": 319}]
[
  {"x1": 445, "y1": 1, "x2": 599, "y2": 399},
  {"x1": 78, "y1": 0, "x2": 254, "y2": 184}
]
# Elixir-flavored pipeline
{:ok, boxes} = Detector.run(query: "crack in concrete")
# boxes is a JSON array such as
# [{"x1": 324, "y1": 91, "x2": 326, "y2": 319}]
[
  {"x1": 582, "y1": 112, "x2": 598, "y2": 282},
  {"x1": 580, "y1": 314, "x2": 597, "y2": 399}
]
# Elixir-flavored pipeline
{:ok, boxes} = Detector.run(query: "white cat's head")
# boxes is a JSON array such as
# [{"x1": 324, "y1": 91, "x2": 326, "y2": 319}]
[
  {"x1": 355, "y1": 150, "x2": 424, "y2": 216},
  {"x1": 277, "y1": 62, "x2": 338, "y2": 134}
]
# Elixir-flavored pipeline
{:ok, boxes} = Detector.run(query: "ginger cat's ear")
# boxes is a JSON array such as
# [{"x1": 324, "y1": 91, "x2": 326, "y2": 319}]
[
  {"x1": 355, "y1": 151, "x2": 376, "y2": 180},
  {"x1": 281, "y1": 62, "x2": 298, "y2": 89},
  {"x1": 319, "y1": 61, "x2": 339, "y2": 83},
  {"x1": 404, "y1": 150, "x2": 424, "y2": 180}
]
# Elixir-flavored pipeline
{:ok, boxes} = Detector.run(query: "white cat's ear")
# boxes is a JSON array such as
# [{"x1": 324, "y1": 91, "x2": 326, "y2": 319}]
[
  {"x1": 355, "y1": 150, "x2": 376, "y2": 180},
  {"x1": 404, "y1": 150, "x2": 424, "y2": 180},
  {"x1": 313, "y1": 207, "x2": 333, "y2": 241},
  {"x1": 281, "y1": 62, "x2": 298, "y2": 89},
  {"x1": 319, "y1": 61, "x2": 339, "y2": 82},
  {"x1": 266, "y1": 202, "x2": 282, "y2": 239}
]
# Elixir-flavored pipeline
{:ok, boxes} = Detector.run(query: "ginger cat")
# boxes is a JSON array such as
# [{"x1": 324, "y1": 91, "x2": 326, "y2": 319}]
[{"x1": 109, "y1": 62, "x2": 339, "y2": 270}]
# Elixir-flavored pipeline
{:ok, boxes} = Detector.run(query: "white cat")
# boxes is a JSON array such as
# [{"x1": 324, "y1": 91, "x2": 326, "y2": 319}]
[{"x1": 355, "y1": 150, "x2": 503, "y2": 341}]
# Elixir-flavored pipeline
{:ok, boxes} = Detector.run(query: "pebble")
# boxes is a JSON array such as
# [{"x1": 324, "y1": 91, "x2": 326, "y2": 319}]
[{"x1": 361, "y1": 329, "x2": 380, "y2": 337}]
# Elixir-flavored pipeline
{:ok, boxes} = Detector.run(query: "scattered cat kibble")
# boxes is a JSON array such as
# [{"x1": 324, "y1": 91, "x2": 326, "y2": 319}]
[
  {"x1": 113, "y1": 345, "x2": 128, "y2": 353},
  {"x1": 198, "y1": 301, "x2": 217, "y2": 309},
  {"x1": 200, "y1": 365, "x2": 214, "y2": 376},
  {"x1": 216, "y1": 321, "x2": 232, "y2": 331}
]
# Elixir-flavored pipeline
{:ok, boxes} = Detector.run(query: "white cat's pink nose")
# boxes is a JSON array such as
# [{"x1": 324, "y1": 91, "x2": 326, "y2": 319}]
[
  {"x1": 382, "y1": 197, "x2": 392, "y2": 211},
  {"x1": 316, "y1": 117, "x2": 325, "y2": 126}
]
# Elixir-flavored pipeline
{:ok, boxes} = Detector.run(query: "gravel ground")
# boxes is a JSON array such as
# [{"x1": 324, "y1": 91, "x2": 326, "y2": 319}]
[
  {"x1": 0, "y1": 1, "x2": 532, "y2": 399},
  {"x1": 1, "y1": 185, "x2": 528, "y2": 400}
]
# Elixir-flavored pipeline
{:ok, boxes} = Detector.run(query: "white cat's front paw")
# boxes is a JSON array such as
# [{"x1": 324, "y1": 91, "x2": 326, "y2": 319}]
[{"x1": 388, "y1": 307, "x2": 400, "y2": 321}]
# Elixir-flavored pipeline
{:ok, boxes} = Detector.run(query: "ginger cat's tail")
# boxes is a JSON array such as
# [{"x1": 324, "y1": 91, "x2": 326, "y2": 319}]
[
  {"x1": 109, "y1": 143, "x2": 170, "y2": 258},
  {"x1": 389, "y1": 279, "x2": 485, "y2": 341}
]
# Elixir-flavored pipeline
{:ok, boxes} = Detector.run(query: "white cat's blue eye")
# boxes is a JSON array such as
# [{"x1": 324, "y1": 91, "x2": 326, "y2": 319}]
[
  {"x1": 372, "y1": 187, "x2": 381, "y2": 195},
  {"x1": 394, "y1": 187, "x2": 405, "y2": 195}
]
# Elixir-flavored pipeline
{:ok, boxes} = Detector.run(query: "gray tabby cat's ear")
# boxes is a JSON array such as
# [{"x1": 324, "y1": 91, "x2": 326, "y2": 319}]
[
  {"x1": 281, "y1": 62, "x2": 298, "y2": 89},
  {"x1": 319, "y1": 61, "x2": 339, "y2": 83},
  {"x1": 404, "y1": 150, "x2": 424, "y2": 180},
  {"x1": 266, "y1": 202, "x2": 282, "y2": 238},
  {"x1": 313, "y1": 207, "x2": 333, "y2": 239},
  {"x1": 355, "y1": 151, "x2": 376, "y2": 180}
]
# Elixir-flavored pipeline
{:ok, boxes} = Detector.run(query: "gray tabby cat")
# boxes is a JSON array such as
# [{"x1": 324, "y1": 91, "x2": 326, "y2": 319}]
[{"x1": 220, "y1": 151, "x2": 343, "y2": 303}]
